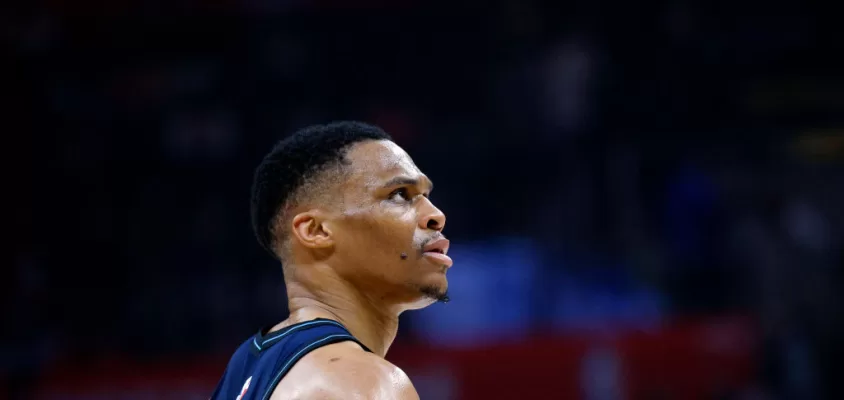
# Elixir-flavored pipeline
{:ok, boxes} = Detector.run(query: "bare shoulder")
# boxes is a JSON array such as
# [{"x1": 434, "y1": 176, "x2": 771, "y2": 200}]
[{"x1": 270, "y1": 341, "x2": 419, "y2": 400}]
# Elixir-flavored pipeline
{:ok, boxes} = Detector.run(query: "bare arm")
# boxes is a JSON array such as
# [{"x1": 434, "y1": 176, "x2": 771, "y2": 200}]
[{"x1": 270, "y1": 342, "x2": 420, "y2": 400}]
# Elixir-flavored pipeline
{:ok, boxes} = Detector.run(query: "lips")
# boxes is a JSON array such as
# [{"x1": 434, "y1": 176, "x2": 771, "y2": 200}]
[
  {"x1": 422, "y1": 238, "x2": 452, "y2": 267},
  {"x1": 423, "y1": 237, "x2": 449, "y2": 254}
]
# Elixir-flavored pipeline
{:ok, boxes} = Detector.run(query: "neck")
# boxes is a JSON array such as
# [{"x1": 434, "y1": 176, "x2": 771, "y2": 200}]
[{"x1": 282, "y1": 263, "x2": 400, "y2": 357}]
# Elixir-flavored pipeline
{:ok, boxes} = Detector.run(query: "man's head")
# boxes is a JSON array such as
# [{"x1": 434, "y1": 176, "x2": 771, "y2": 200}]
[{"x1": 251, "y1": 121, "x2": 451, "y2": 309}]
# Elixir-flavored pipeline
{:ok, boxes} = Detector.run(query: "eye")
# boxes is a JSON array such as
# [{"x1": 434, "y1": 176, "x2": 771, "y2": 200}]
[{"x1": 389, "y1": 188, "x2": 412, "y2": 202}]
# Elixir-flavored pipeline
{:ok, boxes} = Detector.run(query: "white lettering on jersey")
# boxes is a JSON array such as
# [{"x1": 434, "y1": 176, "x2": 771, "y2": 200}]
[{"x1": 236, "y1": 376, "x2": 252, "y2": 400}]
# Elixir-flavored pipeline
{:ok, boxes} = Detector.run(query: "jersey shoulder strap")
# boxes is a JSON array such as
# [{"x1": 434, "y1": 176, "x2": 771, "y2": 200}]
[{"x1": 253, "y1": 318, "x2": 372, "y2": 400}]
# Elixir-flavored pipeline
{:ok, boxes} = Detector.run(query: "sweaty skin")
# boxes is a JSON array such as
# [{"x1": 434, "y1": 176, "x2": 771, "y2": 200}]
[
  {"x1": 268, "y1": 140, "x2": 450, "y2": 399},
  {"x1": 271, "y1": 341, "x2": 419, "y2": 400}
]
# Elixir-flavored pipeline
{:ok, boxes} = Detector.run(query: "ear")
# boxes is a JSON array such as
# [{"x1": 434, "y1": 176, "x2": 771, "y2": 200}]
[{"x1": 290, "y1": 211, "x2": 334, "y2": 249}]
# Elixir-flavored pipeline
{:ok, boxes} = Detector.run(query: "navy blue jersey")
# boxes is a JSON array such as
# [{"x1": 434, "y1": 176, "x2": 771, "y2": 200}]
[{"x1": 210, "y1": 318, "x2": 371, "y2": 400}]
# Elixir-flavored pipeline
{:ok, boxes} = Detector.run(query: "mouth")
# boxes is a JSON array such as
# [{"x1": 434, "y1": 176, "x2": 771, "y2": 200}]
[
  {"x1": 422, "y1": 237, "x2": 450, "y2": 255},
  {"x1": 422, "y1": 237, "x2": 452, "y2": 267},
  {"x1": 422, "y1": 251, "x2": 453, "y2": 268}
]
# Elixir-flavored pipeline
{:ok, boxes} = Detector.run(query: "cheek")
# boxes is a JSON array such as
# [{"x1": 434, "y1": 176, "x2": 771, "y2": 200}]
[
  {"x1": 374, "y1": 211, "x2": 418, "y2": 254},
  {"x1": 340, "y1": 205, "x2": 417, "y2": 254}
]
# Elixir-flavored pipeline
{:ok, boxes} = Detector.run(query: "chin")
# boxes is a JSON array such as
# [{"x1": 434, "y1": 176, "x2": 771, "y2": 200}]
[
  {"x1": 405, "y1": 296, "x2": 440, "y2": 311},
  {"x1": 399, "y1": 270, "x2": 450, "y2": 310},
  {"x1": 418, "y1": 282, "x2": 449, "y2": 304},
  {"x1": 397, "y1": 280, "x2": 448, "y2": 310}
]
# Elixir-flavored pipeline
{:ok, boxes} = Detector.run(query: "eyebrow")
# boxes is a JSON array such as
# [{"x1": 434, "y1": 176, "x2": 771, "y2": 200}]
[{"x1": 381, "y1": 176, "x2": 433, "y2": 192}]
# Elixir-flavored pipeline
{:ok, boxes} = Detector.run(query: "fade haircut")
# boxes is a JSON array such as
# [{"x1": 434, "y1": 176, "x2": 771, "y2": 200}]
[{"x1": 250, "y1": 121, "x2": 392, "y2": 260}]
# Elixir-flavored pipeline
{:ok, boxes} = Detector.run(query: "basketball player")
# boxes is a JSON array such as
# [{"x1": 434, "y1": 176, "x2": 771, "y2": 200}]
[{"x1": 210, "y1": 121, "x2": 452, "y2": 400}]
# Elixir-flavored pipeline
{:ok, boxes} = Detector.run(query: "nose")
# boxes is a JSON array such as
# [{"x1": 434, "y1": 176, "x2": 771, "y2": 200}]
[{"x1": 418, "y1": 198, "x2": 446, "y2": 232}]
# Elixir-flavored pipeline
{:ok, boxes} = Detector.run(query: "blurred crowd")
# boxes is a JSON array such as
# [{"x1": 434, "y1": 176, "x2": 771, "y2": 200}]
[{"x1": 5, "y1": 1, "x2": 843, "y2": 399}]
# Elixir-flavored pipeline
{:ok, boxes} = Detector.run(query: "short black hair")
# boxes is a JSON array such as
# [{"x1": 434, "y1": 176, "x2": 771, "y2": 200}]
[{"x1": 251, "y1": 121, "x2": 392, "y2": 258}]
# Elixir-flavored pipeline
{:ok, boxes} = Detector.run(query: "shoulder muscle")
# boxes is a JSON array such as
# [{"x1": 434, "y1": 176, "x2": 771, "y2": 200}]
[{"x1": 270, "y1": 341, "x2": 419, "y2": 400}]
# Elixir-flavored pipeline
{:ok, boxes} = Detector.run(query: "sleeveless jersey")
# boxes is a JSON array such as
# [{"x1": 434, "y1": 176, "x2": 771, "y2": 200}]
[{"x1": 210, "y1": 318, "x2": 371, "y2": 400}]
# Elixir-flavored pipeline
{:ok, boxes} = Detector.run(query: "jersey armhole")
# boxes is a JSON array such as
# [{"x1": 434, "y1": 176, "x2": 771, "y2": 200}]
[{"x1": 260, "y1": 334, "x2": 368, "y2": 400}]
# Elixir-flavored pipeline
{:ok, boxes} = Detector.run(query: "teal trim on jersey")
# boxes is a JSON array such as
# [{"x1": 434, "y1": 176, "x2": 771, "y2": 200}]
[
  {"x1": 261, "y1": 334, "x2": 356, "y2": 400},
  {"x1": 253, "y1": 319, "x2": 346, "y2": 351}
]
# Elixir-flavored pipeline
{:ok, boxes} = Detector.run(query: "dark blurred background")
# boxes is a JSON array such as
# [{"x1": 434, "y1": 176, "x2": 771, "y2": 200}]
[{"x1": 4, "y1": 1, "x2": 844, "y2": 399}]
